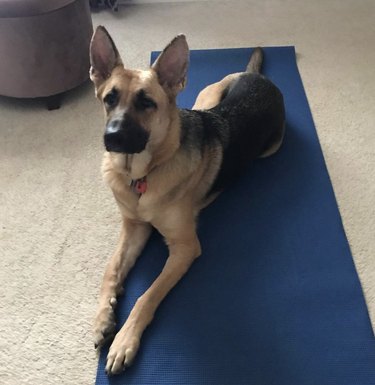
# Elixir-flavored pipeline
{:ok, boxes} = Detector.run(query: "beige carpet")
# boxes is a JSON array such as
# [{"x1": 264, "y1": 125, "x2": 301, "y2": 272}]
[{"x1": 1, "y1": 1, "x2": 374, "y2": 384}]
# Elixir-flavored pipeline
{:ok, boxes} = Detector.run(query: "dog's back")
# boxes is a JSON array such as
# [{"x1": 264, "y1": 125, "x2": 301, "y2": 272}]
[
  {"x1": 181, "y1": 48, "x2": 285, "y2": 196},
  {"x1": 211, "y1": 71, "x2": 285, "y2": 192}
]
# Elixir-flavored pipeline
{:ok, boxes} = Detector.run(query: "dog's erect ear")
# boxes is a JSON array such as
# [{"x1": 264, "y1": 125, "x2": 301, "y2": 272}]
[
  {"x1": 152, "y1": 35, "x2": 189, "y2": 95},
  {"x1": 90, "y1": 26, "x2": 122, "y2": 85}
]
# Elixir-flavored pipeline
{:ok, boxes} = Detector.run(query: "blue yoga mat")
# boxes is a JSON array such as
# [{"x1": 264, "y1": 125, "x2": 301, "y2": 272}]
[{"x1": 96, "y1": 47, "x2": 375, "y2": 385}]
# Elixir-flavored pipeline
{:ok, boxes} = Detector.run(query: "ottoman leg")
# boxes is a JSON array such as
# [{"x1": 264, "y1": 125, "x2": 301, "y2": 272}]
[{"x1": 45, "y1": 93, "x2": 64, "y2": 110}]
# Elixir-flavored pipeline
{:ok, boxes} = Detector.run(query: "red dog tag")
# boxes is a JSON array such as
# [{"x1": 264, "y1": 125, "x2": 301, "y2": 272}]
[{"x1": 134, "y1": 178, "x2": 147, "y2": 194}]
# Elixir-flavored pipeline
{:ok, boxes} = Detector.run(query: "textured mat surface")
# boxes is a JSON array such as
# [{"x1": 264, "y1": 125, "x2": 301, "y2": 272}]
[{"x1": 96, "y1": 47, "x2": 375, "y2": 384}]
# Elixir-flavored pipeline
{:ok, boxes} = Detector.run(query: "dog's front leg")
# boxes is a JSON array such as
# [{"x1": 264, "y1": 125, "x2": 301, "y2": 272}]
[
  {"x1": 93, "y1": 218, "x2": 152, "y2": 348},
  {"x1": 105, "y1": 220, "x2": 201, "y2": 374}
]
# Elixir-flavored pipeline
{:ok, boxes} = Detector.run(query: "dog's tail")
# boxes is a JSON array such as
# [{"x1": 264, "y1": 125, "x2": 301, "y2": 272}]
[{"x1": 246, "y1": 47, "x2": 263, "y2": 74}]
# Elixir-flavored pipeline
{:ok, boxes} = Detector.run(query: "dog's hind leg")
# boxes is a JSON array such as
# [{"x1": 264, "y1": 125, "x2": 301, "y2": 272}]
[
  {"x1": 192, "y1": 48, "x2": 264, "y2": 110},
  {"x1": 192, "y1": 72, "x2": 242, "y2": 110},
  {"x1": 93, "y1": 218, "x2": 151, "y2": 349},
  {"x1": 259, "y1": 123, "x2": 286, "y2": 158},
  {"x1": 105, "y1": 208, "x2": 201, "y2": 374}
]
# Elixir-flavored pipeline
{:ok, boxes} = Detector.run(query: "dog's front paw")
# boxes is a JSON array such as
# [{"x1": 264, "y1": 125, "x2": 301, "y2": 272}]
[
  {"x1": 93, "y1": 297, "x2": 117, "y2": 349},
  {"x1": 105, "y1": 326, "x2": 140, "y2": 375}
]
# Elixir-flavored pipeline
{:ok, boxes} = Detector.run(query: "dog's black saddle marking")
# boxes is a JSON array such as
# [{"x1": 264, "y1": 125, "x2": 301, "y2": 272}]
[{"x1": 180, "y1": 72, "x2": 285, "y2": 196}]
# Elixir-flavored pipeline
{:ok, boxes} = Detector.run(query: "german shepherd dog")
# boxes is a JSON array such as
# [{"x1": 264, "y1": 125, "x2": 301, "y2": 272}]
[{"x1": 90, "y1": 26, "x2": 285, "y2": 375}]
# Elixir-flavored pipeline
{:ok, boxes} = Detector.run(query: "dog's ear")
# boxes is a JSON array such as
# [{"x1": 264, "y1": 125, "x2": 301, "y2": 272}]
[
  {"x1": 90, "y1": 26, "x2": 122, "y2": 86},
  {"x1": 152, "y1": 34, "x2": 189, "y2": 95}
]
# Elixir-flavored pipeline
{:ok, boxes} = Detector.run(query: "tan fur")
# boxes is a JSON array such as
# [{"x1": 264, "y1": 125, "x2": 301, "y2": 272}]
[
  {"x1": 90, "y1": 27, "x2": 246, "y2": 374},
  {"x1": 192, "y1": 73, "x2": 242, "y2": 110}
]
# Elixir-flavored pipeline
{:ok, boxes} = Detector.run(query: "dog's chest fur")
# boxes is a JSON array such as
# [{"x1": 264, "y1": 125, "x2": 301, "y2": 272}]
[{"x1": 101, "y1": 138, "x2": 221, "y2": 223}]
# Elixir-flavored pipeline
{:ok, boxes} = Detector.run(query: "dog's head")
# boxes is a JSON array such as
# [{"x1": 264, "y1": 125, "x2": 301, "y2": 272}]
[{"x1": 90, "y1": 26, "x2": 189, "y2": 164}]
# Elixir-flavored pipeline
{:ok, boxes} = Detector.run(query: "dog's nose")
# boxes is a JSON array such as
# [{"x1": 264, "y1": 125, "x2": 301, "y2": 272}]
[{"x1": 104, "y1": 116, "x2": 149, "y2": 154}]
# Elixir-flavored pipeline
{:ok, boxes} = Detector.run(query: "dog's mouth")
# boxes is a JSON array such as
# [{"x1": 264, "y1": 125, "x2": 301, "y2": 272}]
[{"x1": 104, "y1": 115, "x2": 149, "y2": 154}]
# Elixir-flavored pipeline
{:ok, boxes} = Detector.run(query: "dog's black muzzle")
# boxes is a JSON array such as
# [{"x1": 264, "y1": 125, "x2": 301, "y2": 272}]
[{"x1": 104, "y1": 115, "x2": 149, "y2": 154}]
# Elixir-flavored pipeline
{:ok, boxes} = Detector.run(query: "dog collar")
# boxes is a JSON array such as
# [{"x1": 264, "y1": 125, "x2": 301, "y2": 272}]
[{"x1": 130, "y1": 176, "x2": 147, "y2": 195}]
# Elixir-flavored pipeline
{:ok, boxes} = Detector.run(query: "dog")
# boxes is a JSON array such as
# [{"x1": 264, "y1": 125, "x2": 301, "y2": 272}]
[{"x1": 89, "y1": 26, "x2": 285, "y2": 375}]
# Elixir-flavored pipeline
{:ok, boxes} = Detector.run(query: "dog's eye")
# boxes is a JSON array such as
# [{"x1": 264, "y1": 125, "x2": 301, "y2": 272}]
[
  {"x1": 103, "y1": 89, "x2": 119, "y2": 108},
  {"x1": 134, "y1": 90, "x2": 157, "y2": 110}
]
